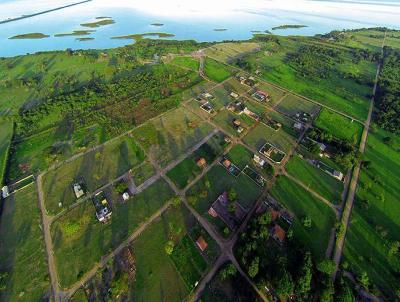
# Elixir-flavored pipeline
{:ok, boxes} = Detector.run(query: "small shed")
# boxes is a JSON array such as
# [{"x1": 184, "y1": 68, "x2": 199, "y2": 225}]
[{"x1": 196, "y1": 236, "x2": 208, "y2": 252}]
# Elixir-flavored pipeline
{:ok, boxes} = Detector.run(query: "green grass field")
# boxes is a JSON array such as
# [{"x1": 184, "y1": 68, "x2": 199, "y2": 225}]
[
  {"x1": 42, "y1": 136, "x2": 145, "y2": 215},
  {"x1": 270, "y1": 175, "x2": 336, "y2": 260},
  {"x1": 132, "y1": 107, "x2": 214, "y2": 167},
  {"x1": 170, "y1": 56, "x2": 200, "y2": 71},
  {"x1": 132, "y1": 205, "x2": 211, "y2": 301},
  {"x1": 131, "y1": 161, "x2": 155, "y2": 186},
  {"x1": 243, "y1": 122, "x2": 295, "y2": 153},
  {"x1": 51, "y1": 179, "x2": 174, "y2": 288},
  {"x1": 204, "y1": 58, "x2": 233, "y2": 82},
  {"x1": 276, "y1": 94, "x2": 320, "y2": 117},
  {"x1": 0, "y1": 120, "x2": 12, "y2": 185},
  {"x1": 314, "y1": 108, "x2": 364, "y2": 144},
  {"x1": 286, "y1": 155, "x2": 343, "y2": 204},
  {"x1": 344, "y1": 127, "x2": 400, "y2": 300},
  {"x1": 0, "y1": 184, "x2": 49, "y2": 301}
]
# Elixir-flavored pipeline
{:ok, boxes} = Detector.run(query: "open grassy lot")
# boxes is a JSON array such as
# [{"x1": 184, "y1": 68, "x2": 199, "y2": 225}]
[
  {"x1": 51, "y1": 179, "x2": 174, "y2": 288},
  {"x1": 286, "y1": 155, "x2": 343, "y2": 204},
  {"x1": 204, "y1": 58, "x2": 233, "y2": 82},
  {"x1": 270, "y1": 175, "x2": 336, "y2": 260},
  {"x1": 170, "y1": 56, "x2": 200, "y2": 71},
  {"x1": 275, "y1": 94, "x2": 320, "y2": 117},
  {"x1": 226, "y1": 144, "x2": 273, "y2": 180},
  {"x1": 0, "y1": 184, "x2": 49, "y2": 301},
  {"x1": 0, "y1": 120, "x2": 12, "y2": 184},
  {"x1": 314, "y1": 108, "x2": 363, "y2": 144},
  {"x1": 187, "y1": 164, "x2": 262, "y2": 215},
  {"x1": 180, "y1": 80, "x2": 215, "y2": 100},
  {"x1": 204, "y1": 42, "x2": 261, "y2": 63},
  {"x1": 200, "y1": 262, "x2": 260, "y2": 301},
  {"x1": 42, "y1": 136, "x2": 145, "y2": 215},
  {"x1": 344, "y1": 127, "x2": 400, "y2": 300},
  {"x1": 212, "y1": 110, "x2": 253, "y2": 137},
  {"x1": 240, "y1": 37, "x2": 375, "y2": 120},
  {"x1": 131, "y1": 204, "x2": 214, "y2": 301},
  {"x1": 167, "y1": 133, "x2": 227, "y2": 189},
  {"x1": 243, "y1": 122, "x2": 295, "y2": 153},
  {"x1": 132, "y1": 107, "x2": 214, "y2": 167},
  {"x1": 245, "y1": 99, "x2": 268, "y2": 116}
]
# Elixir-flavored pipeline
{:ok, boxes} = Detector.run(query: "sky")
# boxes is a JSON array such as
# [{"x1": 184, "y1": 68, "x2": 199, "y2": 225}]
[{"x1": 1, "y1": 0, "x2": 400, "y2": 27}]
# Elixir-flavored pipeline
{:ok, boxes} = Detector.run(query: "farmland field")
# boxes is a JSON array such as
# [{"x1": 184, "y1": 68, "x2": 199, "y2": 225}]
[
  {"x1": 51, "y1": 179, "x2": 174, "y2": 288},
  {"x1": 270, "y1": 175, "x2": 336, "y2": 260},
  {"x1": 0, "y1": 184, "x2": 49, "y2": 302},
  {"x1": 204, "y1": 42, "x2": 261, "y2": 63},
  {"x1": 286, "y1": 155, "x2": 343, "y2": 204},
  {"x1": 276, "y1": 94, "x2": 320, "y2": 117},
  {"x1": 344, "y1": 127, "x2": 400, "y2": 300},
  {"x1": 42, "y1": 136, "x2": 145, "y2": 215},
  {"x1": 314, "y1": 108, "x2": 364, "y2": 144}
]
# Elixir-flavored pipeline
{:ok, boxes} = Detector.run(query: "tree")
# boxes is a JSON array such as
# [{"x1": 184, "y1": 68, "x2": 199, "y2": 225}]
[
  {"x1": 359, "y1": 272, "x2": 369, "y2": 288},
  {"x1": 275, "y1": 270, "x2": 294, "y2": 298},
  {"x1": 165, "y1": 240, "x2": 174, "y2": 255},
  {"x1": 114, "y1": 181, "x2": 128, "y2": 194},
  {"x1": 296, "y1": 252, "x2": 313, "y2": 300},
  {"x1": 303, "y1": 216, "x2": 312, "y2": 228},
  {"x1": 219, "y1": 264, "x2": 237, "y2": 281},
  {"x1": 317, "y1": 260, "x2": 336, "y2": 275},
  {"x1": 0, "y1": 272, "x2": 8, "y2": 291},
  {"x1": 258, "y1": 211, "x2": 272, "y2": 225},
  {"x1": 170, "y1": 196, "x2": 182, "y2": 207},
  {"x1": 248, "y1": 257, "x2": 259, "y2": 278},
  {"x1": 228, "y1": 188, "x2": 237, "y2": 201}
]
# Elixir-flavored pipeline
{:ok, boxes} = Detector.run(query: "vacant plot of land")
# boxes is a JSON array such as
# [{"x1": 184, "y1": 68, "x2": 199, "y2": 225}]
[
  {"x1": 276, "y1": 94, "x2": 320, "y2": 117},
  {"x1": 314, "y1": 108, "x2": 363, "y2": 144},
  {"x1": 131, "y1": 161, "x2": 155, "y2": 186},
  {"x1": 51, "y1": 179, "x2": 174, "y2": 288},
  {"x1": 344, "y1": 127, "x2": 400, "y2": 300},
  {"x1": 222, "y1": 77, "x2": 249, "y2": 94},
  {"x1": 204, "y1": 58, "x2": 233, "y2": 82},
  {"x1": 0, "y1": 120, "x2": 12, "y2": 184},
  {"x1": 209, "y1": 86, "x2": 234, "y2": 109},
  {"x1": 0, "y1": 184, "x2": 49, "y2": 301},
  {"x1": 132, "y1": 107, "x2": 214, "y2": 167},
  {"x1": 243, "y1": 122, "x2": 295, "y2": 153},
  {"x1": 170, "y1": 56, "x2": 200, "y2": 71},
  {"x1": 132, "y1": 205, "x2": 211, "y2": 301},
  {"x1": 286, "y1": 155, "x2": 343, "y2": 204},
  {"x1": 167, "y1": 133, "x2": 227, "y2": 189},
  {"x1": 42, "y1": 136, "x2": 145, "y2": 215},
  {"x1": 270, "y1": 176, "x2": 336, "y2": 259}
]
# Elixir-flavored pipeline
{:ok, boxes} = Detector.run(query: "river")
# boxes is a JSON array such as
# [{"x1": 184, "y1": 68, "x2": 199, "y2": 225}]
[{"x1": 0, "y1": 0, "x2": 399, "y2": 57}]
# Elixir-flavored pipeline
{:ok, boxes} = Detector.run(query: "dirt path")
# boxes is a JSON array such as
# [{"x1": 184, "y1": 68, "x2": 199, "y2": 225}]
[{"x1": 331, "y1": 31, "x2": 386, "y2": 280}]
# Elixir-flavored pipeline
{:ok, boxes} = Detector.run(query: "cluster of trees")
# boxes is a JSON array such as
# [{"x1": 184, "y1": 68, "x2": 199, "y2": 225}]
[
  {"x1": 307, "y1": 128, "x2": 359, "y2": 169},
  {"x1": 16, "y1": 63, "x2": 201, "y2": 138},
  {"x1": 286, "y1": 45, "x2": 342, "y2": 79},
  {"x1": 235, "y1": 211, "x2": 357, "y2": 301},
  {"x1": 375, "y1": 47, "x2": 400, "y2": 133}
]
